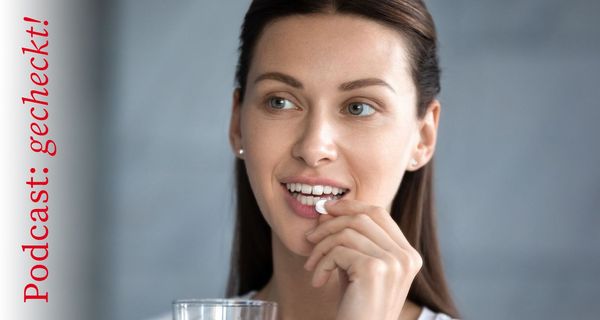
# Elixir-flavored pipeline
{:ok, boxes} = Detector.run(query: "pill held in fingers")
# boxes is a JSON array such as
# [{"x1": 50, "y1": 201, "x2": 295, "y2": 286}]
[{"x1": 315, "y1": 199, "x2": 328, "y2": 214}]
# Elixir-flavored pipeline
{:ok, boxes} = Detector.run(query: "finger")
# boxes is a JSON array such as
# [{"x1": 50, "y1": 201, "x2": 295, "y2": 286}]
[
  {"x1": 311, "y1": 246, "x2": 371, "y2": 288},
  {"x1": 306, "y1": 214, "x2": 398, "y2": 256},
  {"x1": 312, "y1": 245, "x2": 423, "y2": 289},
  {"x1": 324, "y1": 199, "x2": 413, "y2": 249},
  {"x1": 304, "y1": 228, "x2": 387, "y2": 271}
]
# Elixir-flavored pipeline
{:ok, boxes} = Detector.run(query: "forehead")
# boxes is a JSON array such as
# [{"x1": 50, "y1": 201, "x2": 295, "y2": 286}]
[{"x1": 249, "y1": 13, "x2": 414, "y2": 93}]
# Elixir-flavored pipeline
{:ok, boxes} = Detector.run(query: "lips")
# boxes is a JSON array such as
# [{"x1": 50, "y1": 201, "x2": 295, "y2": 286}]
[{"x1": 279, "y1": 176, "x2": 351, "y2": 219}]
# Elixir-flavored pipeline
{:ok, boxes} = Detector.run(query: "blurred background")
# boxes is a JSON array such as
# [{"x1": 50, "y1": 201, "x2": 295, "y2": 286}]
[{"x1": 89, "y1": 0, "x2": 600, "y2": 319}]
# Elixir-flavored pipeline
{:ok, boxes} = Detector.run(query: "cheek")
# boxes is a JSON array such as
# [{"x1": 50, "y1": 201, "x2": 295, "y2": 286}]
[
  {"x1": 241, "y1": 108, "x2": 294, "y2": 158},
  {"x1": 240, "y1": 110, "x2": 294, "y2": 219},
  {"x1": 343, "y1": 125, "x2": 410, "y2": 205}
]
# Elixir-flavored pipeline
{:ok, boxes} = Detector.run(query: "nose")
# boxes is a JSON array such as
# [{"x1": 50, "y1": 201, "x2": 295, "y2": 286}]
[{"x1": 291, "y1": 109, "x2": 338, "y2": 167}]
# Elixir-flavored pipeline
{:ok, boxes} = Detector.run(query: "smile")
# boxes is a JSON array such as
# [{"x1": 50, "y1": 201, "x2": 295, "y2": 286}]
[{"x1": 284, "y1": 183, "x2": 348, "y2": 206}]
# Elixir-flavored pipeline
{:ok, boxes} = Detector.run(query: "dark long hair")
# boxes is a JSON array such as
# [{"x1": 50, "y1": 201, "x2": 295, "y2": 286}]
[{"x1": 226, "y1": 0, "x2": 459, "y2": 318}]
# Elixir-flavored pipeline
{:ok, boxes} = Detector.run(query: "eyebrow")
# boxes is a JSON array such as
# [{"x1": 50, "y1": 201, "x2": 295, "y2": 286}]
[
  {"x1": 339, "y1": 78, "x2": 396, "y2": 93},
  {"x1": 253, "y1": 72, "x2": 396, "y2": 93},
  {"x1": 254, "y1": 72, "x2": 303, "y2": 89}
]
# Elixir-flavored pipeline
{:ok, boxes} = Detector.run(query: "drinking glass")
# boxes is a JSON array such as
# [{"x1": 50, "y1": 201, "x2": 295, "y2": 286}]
[{"x1": 173, "y1": 299, "x2": 278, "y2": 320}]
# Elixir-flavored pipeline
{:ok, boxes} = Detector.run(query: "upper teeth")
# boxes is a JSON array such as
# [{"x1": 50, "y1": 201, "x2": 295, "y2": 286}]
[{"x1": 285, "y1": 183, "x2": 347, "y2": 196}]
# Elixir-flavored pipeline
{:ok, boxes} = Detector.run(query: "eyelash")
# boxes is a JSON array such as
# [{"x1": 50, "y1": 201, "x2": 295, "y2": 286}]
[
  {"x1": 342, "y1": 102, "x2": 376, "y2": 117},
  {"x1": 265, "y1": 96, "x2": 298, "y2": 111},
  {"x1": 264, "y1": 95, "x2": 378, "y2": 117}
]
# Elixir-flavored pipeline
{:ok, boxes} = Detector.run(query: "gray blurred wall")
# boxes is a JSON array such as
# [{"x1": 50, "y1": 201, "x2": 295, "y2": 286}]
[{"x1": 97, "y1": 0, "x2": 600, "y2": 319}]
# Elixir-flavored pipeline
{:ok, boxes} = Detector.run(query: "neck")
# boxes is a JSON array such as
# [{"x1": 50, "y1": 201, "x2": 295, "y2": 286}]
[{"x1": 256, "y1": 234, "x2": 340, "y2": 320}]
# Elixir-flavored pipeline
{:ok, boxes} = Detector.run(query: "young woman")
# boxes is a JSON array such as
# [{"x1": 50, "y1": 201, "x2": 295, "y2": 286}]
[{"x1": 226, "y1": 0, "x2": 460, "y2": 319}]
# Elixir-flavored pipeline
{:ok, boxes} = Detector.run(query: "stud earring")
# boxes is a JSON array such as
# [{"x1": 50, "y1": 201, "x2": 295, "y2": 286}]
[
  {"x1": 238, "y1": 148, "x2": 244, "y2": 155},
  {"x1": 410, "y1": 159, "x2": 418, "y2": 167}
]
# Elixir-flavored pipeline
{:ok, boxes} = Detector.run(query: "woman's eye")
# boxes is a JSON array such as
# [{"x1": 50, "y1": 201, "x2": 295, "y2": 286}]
[
  {"x1": 268, "y1": 97, "x2": 296, "y2": 110},
  {"x1": 346, "y1": 102, "x2": 375, "y2": 116}
]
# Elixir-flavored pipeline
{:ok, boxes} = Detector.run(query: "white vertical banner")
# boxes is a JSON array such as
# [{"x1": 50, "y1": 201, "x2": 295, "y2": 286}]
[{"x1": 1, "y1": 1, "x2": 98, "y2": 319}]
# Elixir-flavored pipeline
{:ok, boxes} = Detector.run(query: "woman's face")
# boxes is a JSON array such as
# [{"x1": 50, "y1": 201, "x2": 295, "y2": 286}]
[{"x1": 230, "y1": 13, "x2": 439, "y2": 256}]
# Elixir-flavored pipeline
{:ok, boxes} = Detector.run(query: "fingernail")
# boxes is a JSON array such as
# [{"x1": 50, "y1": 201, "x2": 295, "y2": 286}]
[{"x1": 305, "y1": 228, "x2": 315, "y2": 236}]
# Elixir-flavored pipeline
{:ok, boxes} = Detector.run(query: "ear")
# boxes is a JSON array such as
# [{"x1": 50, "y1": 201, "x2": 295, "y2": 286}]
[
  {"x1": 407, "y1": 99, "x2": 441, "y2": 171},
  {"x1": 229, "y1": 88, "x2": 244, "y2": 159}
]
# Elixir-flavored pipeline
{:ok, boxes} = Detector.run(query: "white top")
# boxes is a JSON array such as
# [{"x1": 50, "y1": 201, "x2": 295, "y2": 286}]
[{"x1": 149, "y1": 290, "x2": 454, "y2": 320}]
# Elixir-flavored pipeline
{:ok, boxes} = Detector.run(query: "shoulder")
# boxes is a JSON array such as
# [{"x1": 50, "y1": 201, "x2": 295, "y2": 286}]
[
  {"x1": 418, "y1": 306, "x2": 456, "y2": 320},
  {"x1": 236, "y1": 290, "x2": 258, "y2": 299}
]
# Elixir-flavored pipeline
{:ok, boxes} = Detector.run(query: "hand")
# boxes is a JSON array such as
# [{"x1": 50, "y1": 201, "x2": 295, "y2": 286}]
[{"x1": 303, "y1": 199, "x2": 423, "y2": 320}]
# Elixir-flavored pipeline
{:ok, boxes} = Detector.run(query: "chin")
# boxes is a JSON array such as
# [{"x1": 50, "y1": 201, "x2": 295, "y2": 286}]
[
  {"x1": 293, "y1": 240, "x2": 313, "y2": 257},
  {"x1": 274, "y1": 231, "x2": 314, "y2": 257}
]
